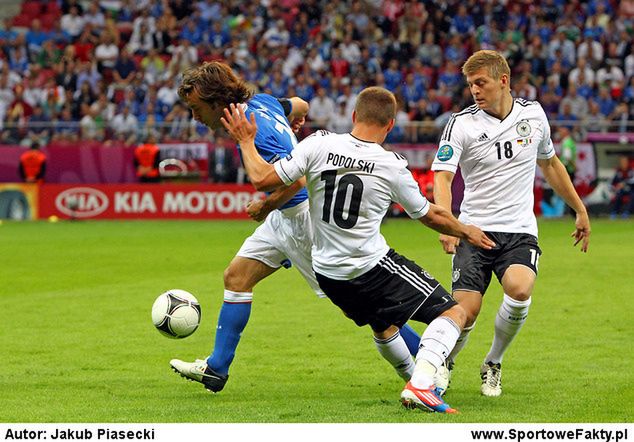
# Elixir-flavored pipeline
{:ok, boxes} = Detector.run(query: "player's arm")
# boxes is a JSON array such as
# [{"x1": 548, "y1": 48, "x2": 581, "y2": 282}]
[
  {"x1": 433, "y1": 170, "x2": 460, "y2": 253},
  {"x1": 221, "y1": 104, "x2": 285, "y2": 192},
  {"x1": 246, "y1": 177, "x2": 307, "y2": 222},
  {"x1": 537, "y1": 155, "x2": 591, "y2": 252},
  {"x1": 279, "y1": 97, "x2": 309, "y2": 132},
  {"x1": 420, "y1": 203, "x2": 496, "y2": 250}
]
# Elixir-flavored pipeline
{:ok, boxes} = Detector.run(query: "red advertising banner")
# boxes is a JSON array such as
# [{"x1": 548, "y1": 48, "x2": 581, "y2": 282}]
[{"x1": 38, "y1": 184, "x2": 265, "y2": 220}]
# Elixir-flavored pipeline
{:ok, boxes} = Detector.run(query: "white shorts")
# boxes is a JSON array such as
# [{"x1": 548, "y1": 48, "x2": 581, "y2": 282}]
[{"x1": 237, "y1": 200, "x2": 324, "y2": 296}]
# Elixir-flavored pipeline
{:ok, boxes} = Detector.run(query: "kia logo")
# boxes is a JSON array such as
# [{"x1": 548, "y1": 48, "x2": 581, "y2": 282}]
[{"x1": 55, "y1": 187, "x2": 109, "y2": 218}]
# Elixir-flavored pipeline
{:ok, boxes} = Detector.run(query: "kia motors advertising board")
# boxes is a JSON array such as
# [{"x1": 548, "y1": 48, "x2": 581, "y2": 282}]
[{"x1": 39, "y1": 184, "x2": 265, "y2": 220}]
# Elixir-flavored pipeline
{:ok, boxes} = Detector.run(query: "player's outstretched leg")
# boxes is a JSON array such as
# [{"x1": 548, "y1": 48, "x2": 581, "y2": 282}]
[
  {"x1": 374, "y1": 326, "x2": 416, "y2": 381},
  {"x1": 433, "y1": 322, "x2": 476, "y2": 396},
  {"x1": 400, "y1": 310, "x2": 464, "y2": 414}
]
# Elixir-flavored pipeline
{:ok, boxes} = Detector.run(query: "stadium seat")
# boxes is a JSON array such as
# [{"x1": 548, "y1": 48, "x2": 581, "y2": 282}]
[
  {"x1": 39, "y1": 13, "x2": 58, "y2": 31},
  {"x1": 11, "y1": 13, "x2": 32, "y2": 28},
  {"x1": 20, "y1": 1, "x2": 43, "y2": 19},
  {"x1": 45, "y1": 1, "x2": 61, "y2": 16}
]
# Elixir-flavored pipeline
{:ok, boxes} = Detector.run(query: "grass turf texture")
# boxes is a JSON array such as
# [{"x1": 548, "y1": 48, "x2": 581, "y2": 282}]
[{"x1": 1, "y1": 218, "x2": 632, "y2": 423}]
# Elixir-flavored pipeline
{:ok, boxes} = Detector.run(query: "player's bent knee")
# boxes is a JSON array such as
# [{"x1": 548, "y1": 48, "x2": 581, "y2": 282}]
[
  {"x1": 441, "y1": 304, "x2": 467, "y2": 329},
  {"x1": 223, "y1": 265, "x2": 249, "y2": 292},
  {"x1": 373, "y1": 325, "x2": 399, "y2": 340},
  {"x1": 506, "y1": 288, "x2": 532, "y2": 302}
]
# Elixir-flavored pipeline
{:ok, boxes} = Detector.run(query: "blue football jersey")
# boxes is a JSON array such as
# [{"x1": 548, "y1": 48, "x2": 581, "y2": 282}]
[{"x1": 240, "y1": 93, "x2": 308, "y2": 210}]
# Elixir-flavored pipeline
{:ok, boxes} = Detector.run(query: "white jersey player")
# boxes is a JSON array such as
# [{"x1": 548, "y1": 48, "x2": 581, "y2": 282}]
[
  {"x1": 221, "y1": 86, "x2": 496, "y2": 414},
  {"x1": 432, "y1": 50, "x2": 591, "y2": 397}
]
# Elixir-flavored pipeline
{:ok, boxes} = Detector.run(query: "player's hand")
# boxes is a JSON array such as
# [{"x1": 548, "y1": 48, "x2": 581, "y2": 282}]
[
  {"x1": 246, "y1": 199, "x2": 271, "y2": 222},
  {"x1": 439, "y1": 234, "x2": 460, "y2": 254},
  {"x1": 221, "y1": 103, "x2": 257, "y2": 144},
  {"x1": 571, "y1": 211, "x2": 591, "y2": 252},
  {"x1": 463, "y1": 226, "x2": 496, "y2": 251},
  {"x1": 289, "y1": 116, "x2": 305, "y2": 133}
]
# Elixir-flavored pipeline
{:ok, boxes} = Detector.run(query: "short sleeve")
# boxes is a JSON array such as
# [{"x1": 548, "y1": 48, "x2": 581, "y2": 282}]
[
  {"x1": 273, "y1": 135, "x2": 317, "y2": 185},
  {"x1": 536, "y1": 106, "x2": 556, "y2": 160},
  {"x1": 392, "y1": 167, "x2": 431, "y2": 219},
  {"x1": 431, "y1": 115, "x2": 467, "y2": 173}
]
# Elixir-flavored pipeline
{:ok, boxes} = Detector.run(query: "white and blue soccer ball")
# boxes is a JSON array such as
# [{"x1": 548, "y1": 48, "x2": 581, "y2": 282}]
[{"x1": 151, "y1": 289, "x2": 201, "y2": 339}]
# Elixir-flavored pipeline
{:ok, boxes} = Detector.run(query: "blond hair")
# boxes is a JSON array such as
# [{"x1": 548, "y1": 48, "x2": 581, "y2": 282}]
[
  {"x1": 178, "y1": 62, "x2": 253, "y2": 105},
  {"x1": 462, "y1": 50, "x2": 511, "y2": 80},
  {"x1": 354, "y1": 87, "x2": 396, "y2": 126}
]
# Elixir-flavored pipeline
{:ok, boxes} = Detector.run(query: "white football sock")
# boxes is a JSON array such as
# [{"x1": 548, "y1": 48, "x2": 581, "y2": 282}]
[
  {"x1": 411, "y1": 316, "x2": 460, "y2": 389},
  {"x1": 446, "y1": 322, "x2": 476, "y2": 366},
  {"x1": 485, "y1": 294, "x2": 531, "y2": 364},
  {"x1": 374, "y1": 331, "x2": 415, "y2": 381}
]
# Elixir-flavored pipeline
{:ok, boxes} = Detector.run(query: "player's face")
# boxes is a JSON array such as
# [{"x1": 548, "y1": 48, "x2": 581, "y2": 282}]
[
  {"x1": 466, "y1": 68, "x2": 506, "y2": 112},
  {"x1": 183, "y1": 89, "x2": 224, "y2": 130}
]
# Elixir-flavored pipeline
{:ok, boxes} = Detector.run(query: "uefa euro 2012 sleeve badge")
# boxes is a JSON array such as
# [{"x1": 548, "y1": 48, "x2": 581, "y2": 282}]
[
  {"x1": 516, "y1": 121, "x2": 531, "y2": 137},
  {"x1": 437, "y1": 144, "x2": 454, "y2": 161}
]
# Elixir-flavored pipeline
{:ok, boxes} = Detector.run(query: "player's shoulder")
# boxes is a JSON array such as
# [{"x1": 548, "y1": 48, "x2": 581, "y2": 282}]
[
  {"x1": 514, "y1": 98, "x2": 547, "y2": 118},
  {"x1": 305, "y1": 129, "x2": 334, "y2": 139},
  {"x1": 440, "y1": 104, "x2": 480, "y2": 141}
]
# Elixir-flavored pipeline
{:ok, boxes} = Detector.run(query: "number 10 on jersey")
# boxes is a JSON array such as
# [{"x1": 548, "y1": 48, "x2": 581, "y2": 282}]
[{"x1": 320, "y1": 170, "x2": 364, "y2": 229}]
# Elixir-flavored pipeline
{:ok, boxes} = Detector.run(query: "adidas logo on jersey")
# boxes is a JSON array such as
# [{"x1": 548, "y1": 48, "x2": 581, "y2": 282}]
[{"x1": 477, "y1": 133, "x2": 489, "y2": 142}]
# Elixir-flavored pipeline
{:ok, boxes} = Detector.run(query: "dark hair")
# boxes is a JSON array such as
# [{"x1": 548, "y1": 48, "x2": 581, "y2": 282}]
[
  {"x1": 178, "y1": 62, "x2": 254, "y2": 106},
  {"x1": 354, "y1": 87, "x2": 397, "y2": 126}
]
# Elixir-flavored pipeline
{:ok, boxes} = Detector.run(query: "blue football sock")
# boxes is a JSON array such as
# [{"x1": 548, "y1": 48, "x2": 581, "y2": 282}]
[
  {"x1": 400, "y1": 323, "x2": 421, "y2": 356},
  {"x1": 207, "y1": 298, "x2": 252, "y2": 375}
]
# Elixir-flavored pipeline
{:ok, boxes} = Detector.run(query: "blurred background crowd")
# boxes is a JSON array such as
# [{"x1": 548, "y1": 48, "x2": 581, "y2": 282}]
[{"x1": 1, "y1": 0, "x2": 634, "y2": 148}]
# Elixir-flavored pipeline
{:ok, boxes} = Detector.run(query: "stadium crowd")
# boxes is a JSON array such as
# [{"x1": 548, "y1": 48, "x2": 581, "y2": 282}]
[{"x1": 0, "y1": 0, "x2": 633, "y2": 147}]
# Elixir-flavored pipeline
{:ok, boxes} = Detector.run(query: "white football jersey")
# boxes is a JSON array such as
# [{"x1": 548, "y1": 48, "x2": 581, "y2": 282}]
[
  {"x1": 274, "y1": 131, "x2": 430, "y2": 280},
  {"x1": 431, "y1": 99, "x2": 556, "y2": 237}
]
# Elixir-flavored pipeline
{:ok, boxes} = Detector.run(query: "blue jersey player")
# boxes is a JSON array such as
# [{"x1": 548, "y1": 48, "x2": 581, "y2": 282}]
[{"x1": 170, "y1": 62, "x2": 422, "y2": 393}]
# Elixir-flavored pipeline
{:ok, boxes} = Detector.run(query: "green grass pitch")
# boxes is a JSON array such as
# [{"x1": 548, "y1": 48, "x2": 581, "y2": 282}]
[{"x1": 1, "y1": 218, "x2": 632, "y2": 423}]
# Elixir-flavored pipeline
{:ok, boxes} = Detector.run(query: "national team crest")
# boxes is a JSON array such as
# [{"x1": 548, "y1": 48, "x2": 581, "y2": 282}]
[
  {"x1": 437, "y1": 145, "x2": 453, "y2": 162},
  {"x1": 516, "y1": 121, "x2": 531, "y2": 137}
]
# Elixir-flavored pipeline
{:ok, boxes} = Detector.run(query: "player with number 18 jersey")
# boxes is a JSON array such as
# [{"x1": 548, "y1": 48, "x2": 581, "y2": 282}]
[{"x1": 432, "y1": 99, "x2": 555, "y2": 237}]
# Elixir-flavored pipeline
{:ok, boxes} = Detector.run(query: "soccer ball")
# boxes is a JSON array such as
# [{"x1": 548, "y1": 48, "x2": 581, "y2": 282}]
[{"x1": 151, "y1": 289, "x2": 201, "y2": 339}]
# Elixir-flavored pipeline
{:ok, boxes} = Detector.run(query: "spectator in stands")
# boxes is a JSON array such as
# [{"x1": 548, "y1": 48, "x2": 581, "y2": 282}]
[
  {"x1": 559, "y1": 84, "x2": 589, "y2": 120},
  {"x1": 112, "y1": 47, "x2": 137, "y2": 89},
  {"x1": 261, "y1": 19, "x2": 289, "y2": 49},
  {"x1": 128, "y1": 21, "x2": 157, "y2": 55},
  {"x1": 52, "y1": 106, "x2": 79, "y2": 142},
  {"x1": 608, "y1": 102, "x2": 630, "y2": 133},
  {"x1": 79, "y1": 102, "x2": 104, "y2": 141},
  {"x1": 25, "y1": 19, "x2": 50, "y2": 61},
  {"x1": 327, "y1": 99, "x2": 352, "y2": 133},
  {"x1": 569, "y1": 57, "x2": 596, "y2": 88},
  {"x1": 164, "y1": 102, "x2": 192, "y2": 140},
  {"x1": 610, "y1": 155, "x2": 634, "y2": 219},
  {"x1": 19, "y1": 142, "x2": 46, "y2": 183},
  {"x1": 166, "y1": 38, "x2": 198, "y2": 77},
  {"x1": 60, "y1": 6, "x2": 85, "y2": 41},
  {"x1": 548, "y1": 31, "x2": 576, "y2": 69},
  {"x1": 95, "y1": 32, "x2": 119, "y2": 74},
  {"x1": 27, "y1": 105, "x2": 51, "y2": 146},
  {"x1": 111, "y1": 105, "x2": 138, "y2": 144},
  {"x1": 0, "y1": 73, "x2": 14, "y2": 127},
  {"x1": 308, "y1": 87, "x2": 335, "y2": 129},
  {"x1": 37, "y1": 40, "x2": 62, "y2": 68},
  {"x1": 83, "y1": 2, "x2": 106, "y2": 30},
  {"x1": 577, "y1": 33, "x2": 604, "y2": 68},
  {"x1": 513, "y1": 74, "x2": 537, "y2": 101},
  {"x1": 90, "y1": 92, "x2": 116, "y2": 125},
  {"x1": 9, "y1": 42, "x2": 29, "y2": 75},
  {"x1": 595, "y1": 87, "x2": 617, "y2": 117},
  {"x1": 8, "y1": 84, "x2": 33, "y2": 121}
]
